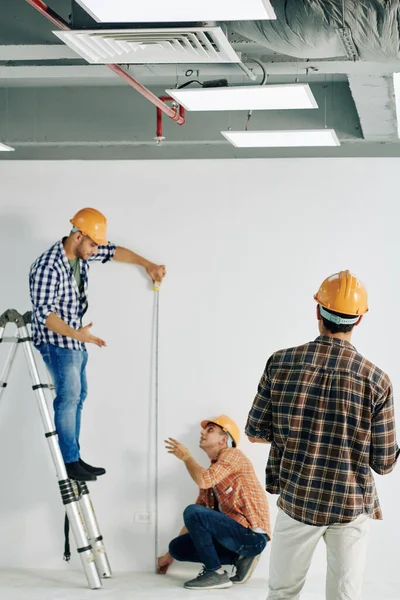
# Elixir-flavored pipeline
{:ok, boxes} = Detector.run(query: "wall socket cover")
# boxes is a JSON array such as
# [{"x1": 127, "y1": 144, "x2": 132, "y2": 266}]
[{"x1": 135, "y1": 512, "x2": 151, "y2": 524}]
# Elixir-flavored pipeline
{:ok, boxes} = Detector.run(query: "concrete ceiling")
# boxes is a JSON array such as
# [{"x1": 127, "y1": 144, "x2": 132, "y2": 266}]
[{"x1": 0, "y1": 0, "x2": 400, "y2": 160}]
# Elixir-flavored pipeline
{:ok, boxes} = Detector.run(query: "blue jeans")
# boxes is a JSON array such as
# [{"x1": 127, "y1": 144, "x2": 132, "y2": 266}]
[
  {"x1": 38, "y1": 344, "x2": 88, "y2": 464},
  {"x1": 169, "y1": 504, "x2": 268, "y2": 572}
]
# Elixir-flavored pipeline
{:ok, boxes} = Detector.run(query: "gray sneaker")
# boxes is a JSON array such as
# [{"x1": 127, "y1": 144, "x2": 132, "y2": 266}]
[
  {"x1": 184, "y1": 567, "x2": 233, "y2": 590},
  {"x1": 230, "y1": 554, "x2": 261, "y2": 584}
]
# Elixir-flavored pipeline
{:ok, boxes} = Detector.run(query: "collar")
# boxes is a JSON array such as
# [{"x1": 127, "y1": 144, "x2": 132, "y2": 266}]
[
  {"x1": 315, "y1": 335, "x2": 356, "y2": 351},
  {"x1": 57, "y1": 240, "x2": 84, "y2": 296},
  {"x1": 58, "y1": 239, "x2": 73, "y2": 271},
  {"x1": 210, "y1": 447, "x2": 230, "y2": 465}
]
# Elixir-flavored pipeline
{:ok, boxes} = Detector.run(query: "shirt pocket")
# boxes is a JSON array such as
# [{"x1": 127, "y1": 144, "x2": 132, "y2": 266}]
[{"x1": 217, "y1": 485, "x2": 235, "y2": 512}]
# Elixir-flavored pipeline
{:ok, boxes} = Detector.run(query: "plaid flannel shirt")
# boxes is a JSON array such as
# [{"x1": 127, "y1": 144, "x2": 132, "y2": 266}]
[
  {"x1": 29, "y1": 239, "x2": 116, "y2": 351},
  {"x1": 246, "y1": 336, "x2": 399, "y2": 526},
  {"x1": 195, "y1": 447, "x2": 271, "y2": 539}
]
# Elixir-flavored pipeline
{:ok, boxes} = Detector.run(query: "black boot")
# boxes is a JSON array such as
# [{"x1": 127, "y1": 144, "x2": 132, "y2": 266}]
[
  {"x1": 65, "y1": 461, "x2": 97, "y2": 482},
  {"x1": 79, "y1": 458, "x2": 106, "y2": 476}
]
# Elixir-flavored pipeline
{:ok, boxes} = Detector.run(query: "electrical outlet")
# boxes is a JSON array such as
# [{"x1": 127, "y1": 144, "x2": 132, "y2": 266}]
[{"x1": 135, "y1": 512, "x2": 151, "y2": 524}]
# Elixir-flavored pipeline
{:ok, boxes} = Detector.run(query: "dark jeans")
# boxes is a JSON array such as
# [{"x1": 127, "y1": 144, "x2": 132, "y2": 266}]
[
  {"x1": 38, "y1": 343, "x2": 88, "y2": 464},
  {"x1": 169, "y1": 504, "x2": 268, "y2": 572}
]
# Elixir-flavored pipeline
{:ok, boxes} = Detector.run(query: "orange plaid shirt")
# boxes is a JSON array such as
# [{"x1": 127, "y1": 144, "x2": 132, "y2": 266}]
[{"x1": 195, "y1": 448, "x2": 271, "y2": 539}]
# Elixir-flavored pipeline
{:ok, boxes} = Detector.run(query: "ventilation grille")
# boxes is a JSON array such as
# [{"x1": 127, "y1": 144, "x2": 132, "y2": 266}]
[{"x1": 54, "y1": 27, "x2": 240, "y2": 64}]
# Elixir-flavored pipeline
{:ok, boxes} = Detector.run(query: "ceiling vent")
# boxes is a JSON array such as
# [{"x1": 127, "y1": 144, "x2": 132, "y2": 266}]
[{"x1": 54, "y1": 27, "x2": 240, "y2": 64}]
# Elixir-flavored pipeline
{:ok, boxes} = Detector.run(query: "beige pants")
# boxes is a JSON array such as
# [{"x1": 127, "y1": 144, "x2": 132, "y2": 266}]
[{"x1": 267, "y1": 509, "x2": 371, "y2": 600}]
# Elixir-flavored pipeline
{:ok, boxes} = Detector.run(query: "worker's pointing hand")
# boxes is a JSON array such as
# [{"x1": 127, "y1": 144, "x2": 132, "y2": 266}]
[
  {"x1": 165, "y1": 438, "x2": 191, "y2": 462},
  {"x1": 76, "y1": 322, "x2": 106, "y2": 348}
]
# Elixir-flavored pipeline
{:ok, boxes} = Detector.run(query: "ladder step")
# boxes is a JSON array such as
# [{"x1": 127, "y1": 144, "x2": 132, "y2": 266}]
[
  {"x1": 32, "y1": 383, "x2": 52, "y2": 390},
  {"x1": 77, "y1": 545, "x2": 93, "y2": 554}
]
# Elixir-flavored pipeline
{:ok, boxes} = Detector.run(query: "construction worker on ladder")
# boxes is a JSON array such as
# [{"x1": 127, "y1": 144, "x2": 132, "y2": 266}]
[
  {"x1": 29, "y1": 208, "x2": 166, "y2": 482},
  {"x1": 246, "y1": 270, "x2": 399, "y2": 600},
  {"x1": 157, "y1": 415, "x2": 270, "y2": 590}
]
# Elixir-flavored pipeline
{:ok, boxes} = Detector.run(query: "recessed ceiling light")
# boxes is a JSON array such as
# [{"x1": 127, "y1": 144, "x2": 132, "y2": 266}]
[
  {"x1": 0, "y1": 142, "x2": 15, "y2": 152},
  {"x1": 166, "y1": 84, "x2": 318, "y2": 112},
  {"x1": 221, "y1": 129, "x2": 341, "y2": 148},
  {"x1": 75, "y1": 0, "x2": 276, "y2": 22}
]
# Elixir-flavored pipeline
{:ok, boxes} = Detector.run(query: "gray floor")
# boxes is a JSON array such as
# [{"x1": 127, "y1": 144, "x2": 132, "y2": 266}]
[{"x1": 0, "y1": 569, "x2": 398, "y2": 600}]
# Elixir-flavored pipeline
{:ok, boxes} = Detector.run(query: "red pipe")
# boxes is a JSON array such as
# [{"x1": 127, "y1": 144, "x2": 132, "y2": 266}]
[
  {"x1": 25, "y1": 0, "x2": 69, "y2": 30},
  {"x1": 156, "y1": 106, "x2": 163, "y2": 139},
  {"x1": 107, "y1": 66, "x2": 185, "y2": 125},
  {"x1": 25, "y1": 0, "x2": 186, "y2": 126},
  {"x1": 156, "y1": 97, "x2": 185, "y2": 138},
  {"x1": 159, "y1": 96, "x2": 186, "y2": 122}
]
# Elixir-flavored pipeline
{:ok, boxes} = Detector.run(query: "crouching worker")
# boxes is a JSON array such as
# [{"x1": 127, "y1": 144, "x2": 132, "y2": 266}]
[{"x1": 157, "y1": 415, "x2": 271, "y2": 590}]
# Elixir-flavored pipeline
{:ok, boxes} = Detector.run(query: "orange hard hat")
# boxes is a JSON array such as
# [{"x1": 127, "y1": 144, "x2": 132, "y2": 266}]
[
  {"x1": 314, "y1": 270, "x2": 368, "y2": 316},
  {"x1": 200, "y1": 415, "x2": 240, "y2": 446},
  {"x1": 70, "y1": 208, "x2": 107, "y2": 245}
]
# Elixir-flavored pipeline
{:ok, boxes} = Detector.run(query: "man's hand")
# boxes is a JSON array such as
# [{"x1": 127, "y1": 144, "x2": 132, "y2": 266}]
[
  {"x1": 157, "y1": 553, "x2": 174, "y2": 575},
  {"x1": 146, "y1": 263, "x2": 166, "y2": 284},
  {"x1": 166, "y1": 439, "x2": 205, "y2": 486},
  {"x1": 247, "y1": 436, "x2": 271, "y2": 444},
  {"x1": 165, "y1": 438, "x2": 191, "y2": 462},
  {"x1": 113, "y1": 247, "x2": 167, "y2": 284},
  {"x1": 76, "y1": 322, "x2": 106, "y2": 348}
]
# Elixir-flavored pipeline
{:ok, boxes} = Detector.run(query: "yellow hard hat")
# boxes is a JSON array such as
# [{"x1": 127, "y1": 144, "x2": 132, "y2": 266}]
[
  {"x1": 70, "y1": 208, "x2": 107, "y2": 245},
  {"x1": 200, "y1": 415, "x2": 240, "y2": 446},
  {"x1": 314, "y1": 270, "x2": 368, "y2": 316}
]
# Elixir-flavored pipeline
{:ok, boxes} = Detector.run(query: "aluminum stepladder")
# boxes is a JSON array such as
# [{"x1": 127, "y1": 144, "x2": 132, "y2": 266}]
[{"x1": 0, "y1": 309, "x2": 112, "y2": 589}]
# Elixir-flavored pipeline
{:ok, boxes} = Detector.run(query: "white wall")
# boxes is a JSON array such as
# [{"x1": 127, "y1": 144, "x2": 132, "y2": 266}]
[{"x1": 0, "y1": 159, "x2": 399, "y2": 590}]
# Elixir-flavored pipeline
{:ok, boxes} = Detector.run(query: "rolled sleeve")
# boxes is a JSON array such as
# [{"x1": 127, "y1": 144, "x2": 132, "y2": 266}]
[
  {"x1": 370, "y1": 384, "x2": 399, "y2": 475},
  {"x1": 245, "y1": 358, "x2": 273, "y2": 442},
  {"x1": 202, "y1": 450, "x2": 242, "y2": 489},
  {"x1": 30, "y1": 265, "x2": 59, "y2": 327},
  {"x1": 88, "y1": 242, "x2": 117, "y2": 263}
]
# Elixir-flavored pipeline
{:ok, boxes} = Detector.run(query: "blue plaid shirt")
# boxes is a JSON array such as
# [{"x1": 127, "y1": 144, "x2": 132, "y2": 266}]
[{"x1": 29, "y1": 239, "x2": 116, "y2": 351}]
